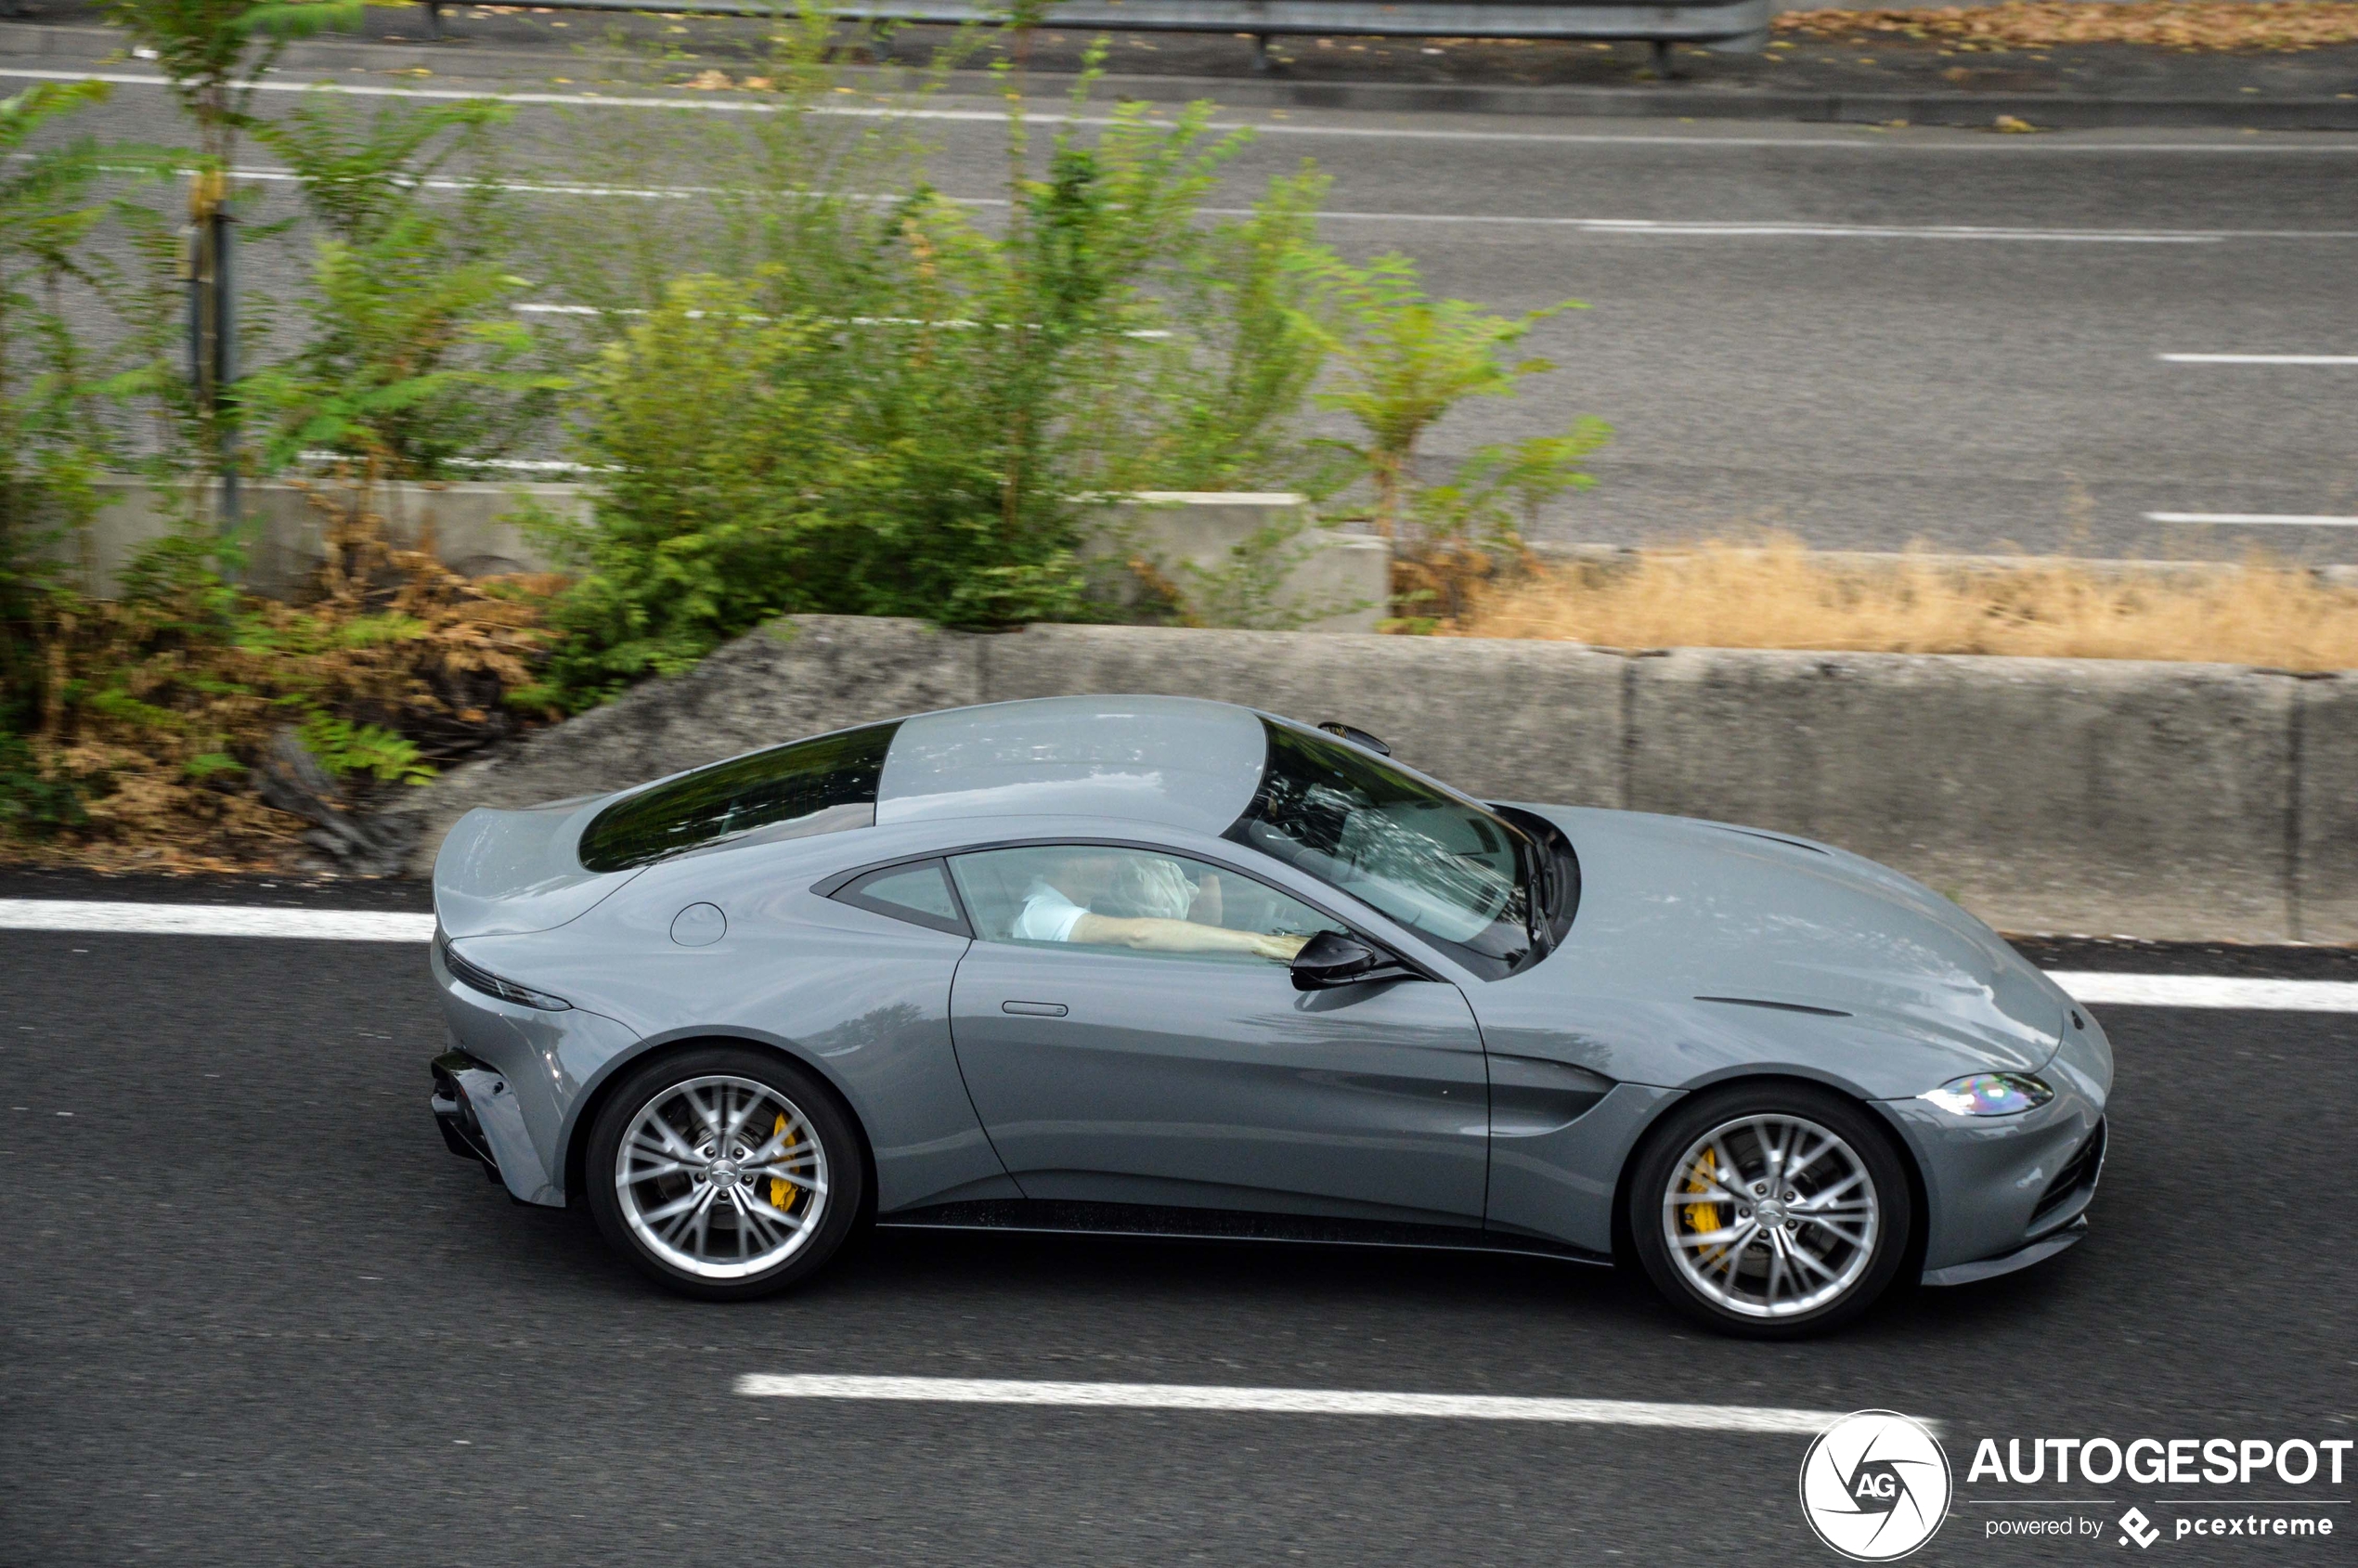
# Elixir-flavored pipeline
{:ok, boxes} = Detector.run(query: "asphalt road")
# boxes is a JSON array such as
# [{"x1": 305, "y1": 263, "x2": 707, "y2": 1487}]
[
  {"x1": 3, "y1": 921, "x2": 2352, "y2": 1566},
  {"x1": 7, "y1": 30, "x2": 2358, "y2": 563}
]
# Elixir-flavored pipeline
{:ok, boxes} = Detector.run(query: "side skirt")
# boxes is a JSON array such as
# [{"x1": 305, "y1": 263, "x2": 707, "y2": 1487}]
[{"x1": 876, "y1": 1199, "x2": 1613, "y2": 1268}]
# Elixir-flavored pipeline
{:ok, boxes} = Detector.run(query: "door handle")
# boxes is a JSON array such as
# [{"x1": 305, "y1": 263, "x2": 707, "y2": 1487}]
[{"x1": 1001, "y1": 1000, "x2": 1069, "y2": 1017}]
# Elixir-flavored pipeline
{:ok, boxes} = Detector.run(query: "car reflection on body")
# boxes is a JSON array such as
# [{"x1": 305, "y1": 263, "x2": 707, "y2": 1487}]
[{"x1": 427, "y1": 696, "x2": 2109, "y2": 1337}]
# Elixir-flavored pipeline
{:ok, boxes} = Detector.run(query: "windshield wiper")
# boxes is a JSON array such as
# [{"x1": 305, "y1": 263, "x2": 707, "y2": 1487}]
[{"x1": 1518, "y1": 830, "x2": 1553, "y2": 958}]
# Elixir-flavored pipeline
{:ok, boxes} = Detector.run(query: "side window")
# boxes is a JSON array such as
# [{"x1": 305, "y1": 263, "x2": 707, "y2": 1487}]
[
  {"x1": 832, "y1": 859, "x2": 969, "y2": 938},
  {"x1": 947, "y1": 845, "x2": 1345, "y2": 965}
]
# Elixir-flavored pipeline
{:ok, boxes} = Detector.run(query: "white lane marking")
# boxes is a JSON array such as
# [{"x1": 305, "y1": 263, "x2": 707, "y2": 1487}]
[
  {"x1": 2160, "y1": 354, "x2": 2358, "y2": 365},
  {"x1": 2144, "y1": 512, "x2": 2358, "y2": 526},
  {"x1": 734, "y1": 1374, "x2": 1854, "y2": 1432},
  {"x1": 203, "y1": 164, "x2": 2329, "y2": 246},
  {"x1": 2047, "y1": 973, "x2": 2358, "y2": 1012},
  {"x1": 12, "y1": 68, "x2": 2358, "y2": 154},
  {"x1": 3, "y1": 901, "x2": 2352, "y2": 1011},
  {"x1": 1314, "y1": 213, "x2": 2246, "y2": 242},
  {"x1": 0, "y1": 900, "x2": 434, "y2": 942}
]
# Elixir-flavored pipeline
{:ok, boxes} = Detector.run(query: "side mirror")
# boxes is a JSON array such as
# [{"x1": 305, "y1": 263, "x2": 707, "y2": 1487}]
[{"x1": 1290, "y1": 930, "x2": 1399, "y2": 991}]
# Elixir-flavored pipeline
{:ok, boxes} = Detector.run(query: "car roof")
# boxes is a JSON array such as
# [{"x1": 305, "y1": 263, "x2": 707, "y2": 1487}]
[{"x1": 876, "y1": 696, "x2": 1270, "y2": 837}]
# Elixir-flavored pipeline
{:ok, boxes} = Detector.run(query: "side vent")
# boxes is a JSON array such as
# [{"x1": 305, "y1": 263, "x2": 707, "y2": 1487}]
[
  {"x1": 1709, "y1": 825, "x2": 1829, "y2": 855},
  {"x1": 1695, "y1": 995, "x2": 1852, "y2": 1018}
]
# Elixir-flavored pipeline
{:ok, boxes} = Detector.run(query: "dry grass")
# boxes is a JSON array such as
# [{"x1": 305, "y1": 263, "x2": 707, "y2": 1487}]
[
  {"x1": 8, "y1": 479, "x2": 554, "y2": 873},
  {"x1": 1776, "y1": 2, "x2": 2358, "y2": 51},
  {"x1": 1446, "y1": 538, "x2": 2358, "y2": 670}
]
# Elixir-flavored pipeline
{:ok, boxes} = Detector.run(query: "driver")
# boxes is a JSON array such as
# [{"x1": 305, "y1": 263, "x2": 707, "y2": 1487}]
[{"x1": 1013, "y1": 851, "x2": 1308, "y2": 962}]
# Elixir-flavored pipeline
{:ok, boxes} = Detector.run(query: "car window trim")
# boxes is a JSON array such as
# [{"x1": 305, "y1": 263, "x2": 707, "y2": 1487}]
[
  {"x1": 819, "y1": 856, "x2": 975, "y2": 940},
  {"x1": 831, "y1": 836, "x2": 1444, "y2": 983}
]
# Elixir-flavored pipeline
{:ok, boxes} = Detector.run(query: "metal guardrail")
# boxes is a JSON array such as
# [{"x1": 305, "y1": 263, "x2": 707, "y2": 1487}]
[{"x1": 414, "y1": 1, "x2": 1775, "y2": 71}]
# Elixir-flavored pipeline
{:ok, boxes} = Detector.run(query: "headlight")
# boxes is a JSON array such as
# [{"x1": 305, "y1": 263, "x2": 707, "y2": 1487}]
[
  {"x1": 439, "y1": 938, "x2": 573, "y2": 1012},
  {"x1": 1918, "y1": 1073, "x2": 2053, "y2": 1117}
]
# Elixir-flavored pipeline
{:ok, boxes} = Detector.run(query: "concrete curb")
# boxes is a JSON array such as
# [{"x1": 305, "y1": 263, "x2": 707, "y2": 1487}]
[
  {"x1": 6, "y1": 21, "x2": 2353, "y2": 130},
  {"x1": 396, "y1": 616, "x2": 2358, "y2": 944}
]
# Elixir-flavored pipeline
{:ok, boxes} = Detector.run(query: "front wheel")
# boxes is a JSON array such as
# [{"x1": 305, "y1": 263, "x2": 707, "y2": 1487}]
[
  {"x1": 584, "y1": 1044, "x2": 865, "y2": 1302},
  {"x1": 1628, "y1": 1084, "x2": 1913, "y2": 1338}
]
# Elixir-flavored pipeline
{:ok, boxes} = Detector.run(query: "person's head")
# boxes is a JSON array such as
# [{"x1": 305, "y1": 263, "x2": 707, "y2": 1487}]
[
  {"x1": 1097, "y1": 856, "x2": 1195, "y2": 920},
  {"x1": 1042, "y1": 850, "x2": 1125, "y2": 906}
]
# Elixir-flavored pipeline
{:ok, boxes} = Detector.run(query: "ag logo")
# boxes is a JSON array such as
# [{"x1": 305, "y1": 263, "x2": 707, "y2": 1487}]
[{"x1": 1798, "y1": 1410, "x2": 1952, "y2": 1562}]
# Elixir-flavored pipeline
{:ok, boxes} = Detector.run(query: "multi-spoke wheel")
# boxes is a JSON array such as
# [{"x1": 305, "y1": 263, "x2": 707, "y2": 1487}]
[
  {"x1": 585, "y1": 1046, "x2": 864, "y2": 1301},
  {"x1": 1629, "y1": 1085, "x2": 1912, "y2": 1338}
]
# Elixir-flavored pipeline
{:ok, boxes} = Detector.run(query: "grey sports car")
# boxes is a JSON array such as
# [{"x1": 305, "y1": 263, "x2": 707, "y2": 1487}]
[{"x1": 427, "y1": 696, "x2": 2110, "y2": 1336}]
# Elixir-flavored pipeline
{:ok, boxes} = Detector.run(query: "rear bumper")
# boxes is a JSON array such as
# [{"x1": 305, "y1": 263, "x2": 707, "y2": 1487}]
[
  {"x1": 430, "y1": 937, "x2": 640, "y2": 1208},
  {"x1": 429, "y1": 1047, "x2": 565, "y2": 1206},
  {"x1": 430, "y1": 1054, "x2": 500, "y2": 1177}
]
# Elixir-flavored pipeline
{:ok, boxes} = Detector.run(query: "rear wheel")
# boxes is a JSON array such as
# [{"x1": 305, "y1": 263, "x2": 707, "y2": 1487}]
[
  {"x1": 584, "y1": 1044, "x2": 864, "y2": 1301},
  {"x1": 1628, "y1": 1083, "x2": 1912, "y2": 1338}
]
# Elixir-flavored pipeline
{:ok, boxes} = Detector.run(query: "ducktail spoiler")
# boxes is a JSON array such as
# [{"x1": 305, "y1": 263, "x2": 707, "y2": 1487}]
[{"x1": 432, "y1": 797, "x2": 638, "y2": 940}]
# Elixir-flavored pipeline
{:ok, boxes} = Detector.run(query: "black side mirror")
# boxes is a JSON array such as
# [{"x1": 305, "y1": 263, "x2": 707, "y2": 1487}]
[{"x1": 1290, "y1": 930, "x2": 1402, "y2": 991}]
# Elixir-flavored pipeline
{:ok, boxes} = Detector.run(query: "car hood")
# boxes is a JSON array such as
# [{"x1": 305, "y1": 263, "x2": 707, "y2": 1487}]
[{"x1": 1512, "y1": 807, "x2": 2067, "y2": 1074}]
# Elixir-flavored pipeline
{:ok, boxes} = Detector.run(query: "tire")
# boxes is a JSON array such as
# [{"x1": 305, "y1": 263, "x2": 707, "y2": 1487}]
[
  {"x1": 1627, "y1": 1082, "x2": 1913, "y2": 1339},
  {"x1": 584, "y1": 1044, "x2": 866, "y2": 1302}
]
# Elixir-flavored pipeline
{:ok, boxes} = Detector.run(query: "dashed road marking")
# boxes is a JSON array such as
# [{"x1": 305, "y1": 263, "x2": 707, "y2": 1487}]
[
  {"x1": 0, "y1": 901, "x2": 435, "y2": 942},
  {"x1": 2044, "y1": 972, "x2": 2358, "y2": 1012},
  {"x1": 2160, "y1": 354, "x2": 2358, "y2": 365},
  {"x1": 733, "y1": 1374, "x2": 1857, "y2": 1432},
  {"x1": 2144, "y1": 512, "x2": 2358, "y2": 526},
  {"x1": 205, "y1": 165, "x2": 2293, "y2": 244}
]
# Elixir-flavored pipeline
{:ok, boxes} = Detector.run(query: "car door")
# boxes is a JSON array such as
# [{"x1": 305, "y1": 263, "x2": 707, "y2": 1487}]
[{"x1": 943, "y1": 842, "x2": 1489, "y2": 1225}]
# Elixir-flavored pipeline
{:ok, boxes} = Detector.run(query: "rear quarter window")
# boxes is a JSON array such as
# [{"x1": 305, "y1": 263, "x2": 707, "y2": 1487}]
[{"x1": 577, "y1": 722, "x2": 899, "y2": 873}]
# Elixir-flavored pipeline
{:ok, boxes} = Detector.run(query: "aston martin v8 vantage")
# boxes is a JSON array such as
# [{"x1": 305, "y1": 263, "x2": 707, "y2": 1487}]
[{"x1": 427, "y1": 697, "x2": 2109, "y2": 1336}]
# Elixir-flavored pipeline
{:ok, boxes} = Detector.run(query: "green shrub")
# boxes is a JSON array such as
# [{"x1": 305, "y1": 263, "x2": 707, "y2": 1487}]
[
  {"x1": 519, "y1": 73, "x2": 1347, "y2": 708},
  {"x1": 247, "y1": 95, "x2": 563, "y2": 481}
]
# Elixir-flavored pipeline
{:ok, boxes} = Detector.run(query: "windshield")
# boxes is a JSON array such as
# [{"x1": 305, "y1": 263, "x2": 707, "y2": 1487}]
[
  {"x1": 1226, "y1": 720, "x2": 1536, "y2": 977},
  {"x1": 577, "y1": 722, "x2": 897, "y2": 873}
]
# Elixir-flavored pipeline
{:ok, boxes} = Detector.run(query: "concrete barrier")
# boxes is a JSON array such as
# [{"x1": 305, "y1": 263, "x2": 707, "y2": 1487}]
[
  {"x1": 1625, "y1": 650, "x2": 2301, "y2": 943},
  {"x1": 2297, "y1": 675, "x2": 2358, "y2": 945},
  {"x1": 400, "y1": 615, "x2": 2355, "y2": 942},
  {"x1": 62, "y1": 481, "x2": 1386, "y2": 632},
  {"x1": 1084, "y1": 494, "x2": 1390, "y2": 633},
  {"x1": 64, "y1": 478, "x2": 586, "y2": 599}
]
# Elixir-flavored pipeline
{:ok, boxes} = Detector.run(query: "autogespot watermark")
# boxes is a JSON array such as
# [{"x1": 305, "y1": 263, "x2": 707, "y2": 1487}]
[
  {"x1": 1799, "y1": 1411, "x2": 1954, "y2": 1562},
  {"x1": 1797, "y1": 1419, "x2": 2352, "y2": 1559},
  {"x1": 1962, "y1": 1435, "x2": 2349, "y2": 1550}
]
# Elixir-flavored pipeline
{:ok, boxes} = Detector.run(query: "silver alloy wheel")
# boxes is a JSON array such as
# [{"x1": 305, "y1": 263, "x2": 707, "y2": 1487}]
[
  {"x1": 615, "y1": 1074, "x2": 830, "y2": 1280},
  {"x1": 1660, "y1": 1114, "x2": 1879, "y2": 1319}
]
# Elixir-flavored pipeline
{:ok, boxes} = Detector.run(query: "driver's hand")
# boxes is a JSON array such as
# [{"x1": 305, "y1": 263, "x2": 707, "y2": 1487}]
[{"x1": 1249, "y1": 932, "x2": 1312, "y2": 962}]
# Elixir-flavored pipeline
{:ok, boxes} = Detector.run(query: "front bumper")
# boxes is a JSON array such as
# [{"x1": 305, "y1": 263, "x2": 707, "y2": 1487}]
[
  {"x1": 1922, "y1": 1217, "x2": 2088, "y2": 1288},
  {"x1": 1896, "y1": 1006, "x2": 2113, "y2": 1283}
]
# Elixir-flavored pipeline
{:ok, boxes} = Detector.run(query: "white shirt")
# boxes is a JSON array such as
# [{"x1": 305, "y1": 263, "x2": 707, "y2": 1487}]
[{"x1": 1013, "y1": 878, "x2": 1090, "y2": 942}]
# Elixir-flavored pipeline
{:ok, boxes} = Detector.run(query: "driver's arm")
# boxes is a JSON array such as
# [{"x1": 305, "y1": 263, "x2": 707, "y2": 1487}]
[{"x1": 1069, "y1": 913, "x2": 1307, "y2": 963}]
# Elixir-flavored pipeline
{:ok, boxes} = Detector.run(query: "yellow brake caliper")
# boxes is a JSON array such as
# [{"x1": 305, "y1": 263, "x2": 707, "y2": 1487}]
[
  {"x1": 1684, "y1": 1145, "x2": 1729, "y2": 1265},
  {"x1": 769, "y1": 1113, "x2": 799, "y2": 1213}
]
